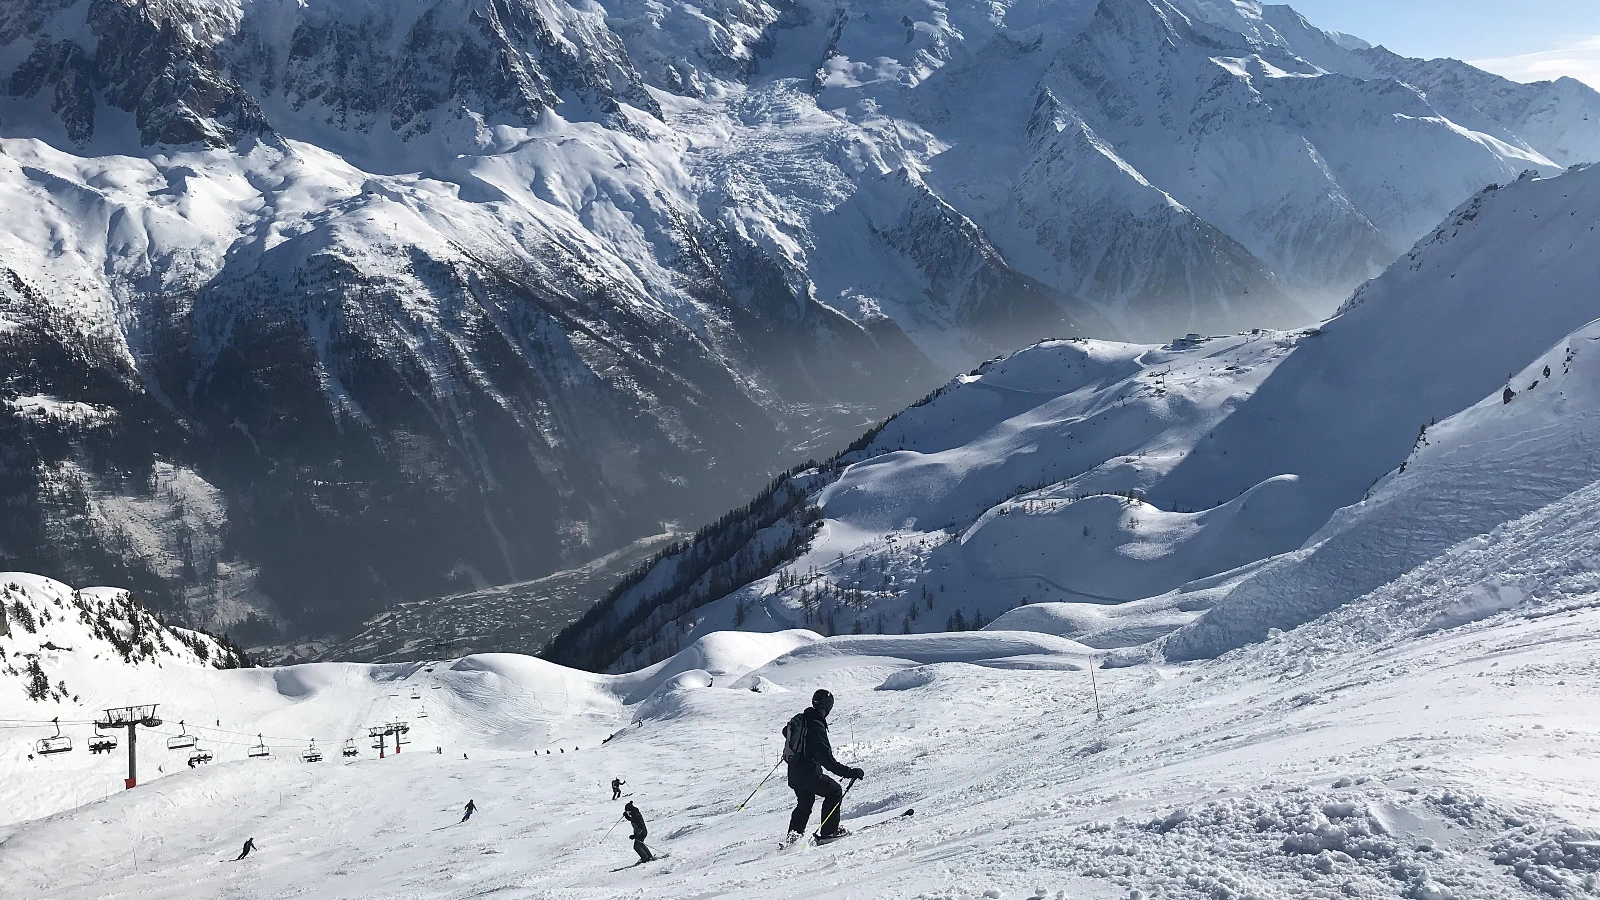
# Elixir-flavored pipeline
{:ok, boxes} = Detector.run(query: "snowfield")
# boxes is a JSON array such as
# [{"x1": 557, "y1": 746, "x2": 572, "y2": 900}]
[{"x1": 5, "y1": 501, "x2": 1600, "y2": 900}]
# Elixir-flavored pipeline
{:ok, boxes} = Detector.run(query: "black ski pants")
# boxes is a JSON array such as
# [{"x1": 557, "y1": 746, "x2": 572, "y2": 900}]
[
  {"x1": 788, "y1": 767, "x2": 843, "y2": 836},
  {"x1": 632, "y1": 828, "x2": 652, "y2": 862}
]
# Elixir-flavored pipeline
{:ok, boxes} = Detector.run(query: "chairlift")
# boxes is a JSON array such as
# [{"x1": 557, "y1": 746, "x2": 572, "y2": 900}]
[
  {"x1": 188, "y1": 748, "x2": 213, "y2": 766},
  {"x1": 167, "y1": 720, "x2": 197, "y2": 751},
  {"x1": 301, "y1": 739, "x2": 323, "y2": 763},
  {"x1": 35, "y1": 718, "x2": 74, "y2": 755},
  {"x1": 410, "y1": 689, "x2": 421, "y2": 700},
  {"x1": 35, "y1": 717, "x2": 73, "y2": 755},
  {"x1": 396, "y1": 730, "x2": 410, "y2": 746},
  {"x1": 341, "y1": 738, "x2": 358, "y2": 758},
  {"x1": 248, "y1": 734, "x2": 271, "y2": 759},
  {"x1": 89, "y1": 724, "x2": 118, "y2": 754}
]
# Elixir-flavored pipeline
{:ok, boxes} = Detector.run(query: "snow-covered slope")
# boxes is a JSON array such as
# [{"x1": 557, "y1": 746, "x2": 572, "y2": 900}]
[
  {"x1": 550, "y1": 162, "x2": 1600, "y2": 673},
  {"x1": 3, "y1": 0, "x2": 1599, "y2": 640},
  {"x1": 0, "y1": 573, "x2": 247, "y2": 705},
  {"x1": 6, "y1": 523, "x2": 1600, "y2": 898}
]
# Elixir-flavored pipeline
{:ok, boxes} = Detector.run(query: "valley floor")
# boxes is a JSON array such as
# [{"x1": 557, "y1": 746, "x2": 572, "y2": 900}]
[{"x1": 3, "y1": 588, "x2": 1598, "y2": 900}]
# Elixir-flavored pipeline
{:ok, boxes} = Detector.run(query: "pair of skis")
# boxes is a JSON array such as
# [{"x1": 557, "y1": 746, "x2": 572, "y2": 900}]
[
  {"x1": 780, "y1": 808, "x2": 916, "y2": 849},
  {"x1": 610, "y1": 852, "x2": 671, "y2": 872}
]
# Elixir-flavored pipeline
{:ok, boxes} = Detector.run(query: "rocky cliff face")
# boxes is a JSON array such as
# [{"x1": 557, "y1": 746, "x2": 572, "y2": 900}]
[{"x1": 0, "y1": 0, "x2": 1596, "y2": 646}]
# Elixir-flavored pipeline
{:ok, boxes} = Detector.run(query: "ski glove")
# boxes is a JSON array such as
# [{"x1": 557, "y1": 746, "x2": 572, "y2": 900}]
[{"x1": 848, "y1": 767, "x2": 865, "y2": 780}]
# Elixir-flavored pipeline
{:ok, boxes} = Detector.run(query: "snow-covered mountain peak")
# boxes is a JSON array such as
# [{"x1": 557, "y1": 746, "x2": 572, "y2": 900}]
[{"x1": 7, "y1": 0, "x2": 1600, "y2": 642}]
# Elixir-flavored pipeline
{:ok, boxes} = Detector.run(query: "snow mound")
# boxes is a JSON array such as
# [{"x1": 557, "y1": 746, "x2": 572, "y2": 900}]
[
  {"x1": 875, "y1": 666, "x2": 939, "y2": 691},
  {"x1": 621, "y1": 630, "x2": 819, "y2": 703}
]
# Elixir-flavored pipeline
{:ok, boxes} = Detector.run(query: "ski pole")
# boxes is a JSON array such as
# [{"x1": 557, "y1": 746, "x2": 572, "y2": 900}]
[
  {"x1": 602, "y1": 814, "x2": 624, "y2": 843},
  {"x1": 738, "y1": 757, "x2": 784, "y2": 811},
  {"x1": 819, "y1": 777, "x2": 857, "y2": 832},
  {"x1": 1087, "y1": 656, "x2": 1103, "y2": 722}
]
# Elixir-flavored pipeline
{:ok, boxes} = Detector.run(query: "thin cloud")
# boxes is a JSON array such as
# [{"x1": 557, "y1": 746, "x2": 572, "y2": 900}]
[{"x1": 1472, "y1": 36, "x2": 1600, "y2": 89}]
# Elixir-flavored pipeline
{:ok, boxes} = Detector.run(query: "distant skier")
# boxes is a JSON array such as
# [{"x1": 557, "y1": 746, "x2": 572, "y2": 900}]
[
  {"x1": 622, "y1": 801, "x2": 655, "y2": 862},
  {"x1": 612, "y1": 778, "x2": 625, "y2": 800},
  {"x1": 235, "y1": 838, "x2": 257, "y2": 860},
  {"x1": 461, "y1": 799, "x2": 476, "y2": 823},
  {"x1": 783, "y1": 689, "x2": 864, "y2": 842}
]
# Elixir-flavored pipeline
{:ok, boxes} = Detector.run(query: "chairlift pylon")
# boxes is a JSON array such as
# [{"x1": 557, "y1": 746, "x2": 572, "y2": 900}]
[
  {"x1": 89, "y1": 723, "x2": 118, "y2": 754},
  {"x1": 248, "y1": 734, "x2": 270, "y2": 759},
  {"x1": 167, "y1": 720, "x2": 197, "y2": 751},
  {"x1": 35, "y1": 717, "x2": 73, "y2": 755}
]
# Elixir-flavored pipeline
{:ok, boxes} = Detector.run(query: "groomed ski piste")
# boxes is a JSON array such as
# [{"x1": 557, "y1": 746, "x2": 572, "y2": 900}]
[{"x1": 5, "y1": 502, "x2": 1600, "y2": 900}]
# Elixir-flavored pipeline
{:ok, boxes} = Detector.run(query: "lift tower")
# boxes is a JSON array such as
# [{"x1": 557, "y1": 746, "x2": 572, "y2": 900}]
[{"x1": 96, "y1": 705, "x2": 163, "y2": 789}]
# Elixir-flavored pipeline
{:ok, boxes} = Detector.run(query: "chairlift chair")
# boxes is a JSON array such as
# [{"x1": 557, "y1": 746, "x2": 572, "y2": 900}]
[
  {"x1": 301, "y1": 739, "x2": 323, "y2": 763},
  {"x1": 35, "y1": 717, "x2": 73, "y2": 755},
  {"x1": 167, "y1": 720, "x2": 197, "y2": 751},
  {"x1": 410, "y1": 690, "x2": 421, "y2": 699},
  {"x1": 341, "y1": 738, "x2": 358, "y2": 758},
  {"x1": 89, "y1": 724, "x2": 118, "y2": 754},
  {"x1": 248, "y1": 734, "x2": 270, "y2": 759},
  {"x1": 189, "y1": 748, "x2": 213, "y2": 765}
]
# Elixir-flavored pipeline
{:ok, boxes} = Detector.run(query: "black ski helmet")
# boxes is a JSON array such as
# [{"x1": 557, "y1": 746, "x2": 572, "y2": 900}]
[{"x1": 812, "y1": 689, "x2": 835, "y2": 715}]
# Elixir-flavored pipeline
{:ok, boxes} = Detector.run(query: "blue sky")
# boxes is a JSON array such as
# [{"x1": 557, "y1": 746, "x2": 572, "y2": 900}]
[{"x1": 1288, "y1": 0, "x2": 1600, "y2": 87}]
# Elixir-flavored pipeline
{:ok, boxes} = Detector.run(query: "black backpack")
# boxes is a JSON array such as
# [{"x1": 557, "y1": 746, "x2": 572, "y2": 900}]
[{"x1": 781, "y1": 713, "x2": 808, "y2": 763}]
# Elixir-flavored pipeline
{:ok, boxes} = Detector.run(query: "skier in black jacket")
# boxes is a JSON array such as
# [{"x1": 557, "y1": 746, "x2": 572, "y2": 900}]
[
  {"x1": 611, "y1": 777, "x2": 625, "y2": 800},
  {"x1": 623, "y1": 801, "x2": 655, "y2": 862},
  {"x1": 461, "y1": 799, "x2": 476, "y2": 823},
  {"x1": 784, "y1": 689, "x2": 864, "y2": 841},
  {"x1": 235, "y1": 838, "x2": 257, "y2": 860}
]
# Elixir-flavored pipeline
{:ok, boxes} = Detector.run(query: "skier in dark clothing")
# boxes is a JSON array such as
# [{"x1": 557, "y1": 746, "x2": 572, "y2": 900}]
[
  {"x1": 784, "y1": 689, "x2": 864, "y2": 841},
  {"x1": 611, "y1": 778, "x2": 625, "y2": 800},
  {"x1": 235, "y1": 838, "x2": 257, "y2": 860},
  {"x1": 622, "y1": 801, "x2": 654, "y2": 862},
  {"x1": 461, "y1": 799, "x2": 476, "y2": 823}
]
